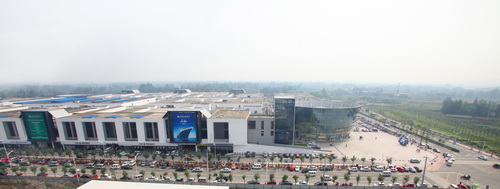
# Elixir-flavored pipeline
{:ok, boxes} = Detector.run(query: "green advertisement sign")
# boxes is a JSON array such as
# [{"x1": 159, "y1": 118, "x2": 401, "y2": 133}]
[{"x1": 25, "y1": 112, "x2": 49, "y2": 140}]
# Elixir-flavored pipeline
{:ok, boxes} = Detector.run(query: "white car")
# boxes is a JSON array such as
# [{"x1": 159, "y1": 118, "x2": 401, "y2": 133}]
[
  {"x1": 323, "y1": 175, "x2": 332, "y2": 181},
  {"x1": 348, "y1": 167, "x2": 358, "y2": 172},
  {"x1": 373, "y1": 166, "x2": 384, "y2": 172},
  {"x1": 220, "y1": 168, "x2": 232, "y2": 173},
  {"x1": 147, "y1": 176, "x2": 158, "y2": 181},
  {"x1": 387, "y1": 168, "x2": 397, "y2": 172},
  {"x1": 296, "y1": 181, "x2": 309, "y2": 185},
  {"x1": 478, "y1": 155, "x2": 489, "y2": 161},
  {"x1": 192, "y1": 167, "x2": 204, "y2": 172},
  {"x1": 360, "y1": 167, "x2": 371, "y2": 172},
  {"x1": 119, "y1": 151, "x2": 129, "y2": 156}
]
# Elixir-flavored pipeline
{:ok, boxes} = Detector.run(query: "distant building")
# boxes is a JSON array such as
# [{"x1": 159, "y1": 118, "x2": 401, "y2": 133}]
[{"x1": 0, "y1": 90, "x2": 359, "y2": 153}]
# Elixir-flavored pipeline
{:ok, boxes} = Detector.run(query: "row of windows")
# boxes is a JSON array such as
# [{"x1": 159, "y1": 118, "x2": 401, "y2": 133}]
[
  {"x1": 63, "y1": 122, "x2": 159, "y2": 141},
  {"x1": 247, "y1": 120, "x2": 274, "y2": 130},
  {"x1": 260, "y1": 130, "x2": 274, "y2": 136}
]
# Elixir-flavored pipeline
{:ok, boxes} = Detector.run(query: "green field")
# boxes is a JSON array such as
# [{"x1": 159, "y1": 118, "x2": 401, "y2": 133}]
[{"x1": 369, "y1": 103, "x2": 500, "y2": 154}]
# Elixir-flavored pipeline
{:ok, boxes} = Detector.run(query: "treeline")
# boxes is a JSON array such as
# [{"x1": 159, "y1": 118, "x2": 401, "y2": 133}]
[{"x1": 441, "y1": 97, "x2": 500, "y2": 117}]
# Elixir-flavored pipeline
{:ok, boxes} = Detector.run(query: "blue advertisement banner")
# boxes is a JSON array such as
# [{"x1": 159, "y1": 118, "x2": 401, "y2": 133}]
[{"x1": 171, "y1": 112, "x2": 198, "y2": 143}]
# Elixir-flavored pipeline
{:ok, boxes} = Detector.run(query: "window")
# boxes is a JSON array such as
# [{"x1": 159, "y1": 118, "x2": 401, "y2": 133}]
[
  {"x1": 271, "y1": 121, "x2": 274, "y2": 129},
  {"x1": 145, "y1": 122, "x2": 159, "y2": 141},
  {"x1": 103, "y1": 122, "x2": 117, "y2": 141},
  {"x1": 261, "y1": 131, "x2": 264, "y2": 136},
  {"x1": 62, "y1": 122, "x2": 77, "y2": 140},
  {"x1": 270, "y1": 131, "x2": 274, "y2": 136},
  {"x1": 261, "y1": 121, "x2": 264, "y2": 129},
  {"x1": 3, "y1": 122, "x2": 19, "y2": 139},
  {"x1": 123, "y1": 122, "x2": 138, "y2": 141},
  {"x1": 248, "y1": 121, "x2": 256, "y2": 129},
  {"x1": 83, "y1": 122, "x2": 97, "y2": 140},
  {"x1": 214, "y1": 122, "x2": 229, "y2": 139}
]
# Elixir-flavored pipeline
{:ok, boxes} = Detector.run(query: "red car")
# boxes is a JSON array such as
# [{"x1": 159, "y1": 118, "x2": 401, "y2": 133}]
[
  {"x1": 266, "y1": 180, "x2": 277, "y2": 185},
  {"x1": 396, "y1": 167, "x2": 406, "y2": 172},
  {"x1": 403, "y1": 184, "x2": 415, "y2": 187},
  {"x1": 287, "y1": 166, "x2": 295, "y2": 171}
]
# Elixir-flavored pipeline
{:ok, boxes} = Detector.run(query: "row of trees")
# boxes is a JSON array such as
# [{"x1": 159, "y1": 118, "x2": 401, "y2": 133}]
[
  {"x1": 441, "y1": 97, "x2": 499, "y2": 118},
  {"x1": 1, "y1": 165, "x2": 421, "y2": 186}
]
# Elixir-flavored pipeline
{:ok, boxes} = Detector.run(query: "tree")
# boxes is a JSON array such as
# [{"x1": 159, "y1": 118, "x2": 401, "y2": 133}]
[
  {"x1": 386, "y1": 157, "x2": 393, "y2": 167},
  {"x1": 332, "y1": 175, "x2": 338, "y2": 182},
  {"x1": 20, "y1": 166, "x2": 27, "y2": 176},
  {"x1": 240, "y1": 175, "x2": 246, "y2": 183},
  {"x1": 163, "y1": 172, "x2": 168, "y2": 178},
  {"x1": 91, "y1": 168, "x2": 97, "y2": 175},
  {"x1": 39, "y1": 166, "x2": 47, "y2": 174},
  {"x1": 344, "y1": 173, "x2": 351, "y2": 184},
  {"x1": 361, "y1": 157, "x2": 366, "y2": 165},
  {"x1": 270, "y1": 155, "x2": 275, "y2": 168},
  {"x1": 170, "y1": 154, "x2": 175, "y2": 161},
  {"x1": 305, "y1": 174, "x2": 310, "y2": 183},
  {"x1": 11, "y1": 166, "x2": 19, "y2": 175},
  {"x1": 184, "y1": 170, "x2": 190, "y2": 180},
  {"x1": 173, "y1": 172, "x2": 178, "y2": 179},
  {"x1": 413, "y1": 176, "x2": 420, "y2": 186},
  {"x1": 367, "y1": 176, "x2": 372, "y2": 186},
  {"x1": 391, "y1": 176, "x2": 398, "y2": 184},
  {"x1": 356, "y1": 174, "x2": 361, "y2": 186},
  {"x1": 80, "y1": 169, "x2": 86, "y2": 175},
  {"x1": 309, "y1": 156, "x2": 314, "y2": 165},
  {"x1": 370, "y1": 157, "x2": 376, "y2": 166},
  {"x1": 403, "y1": 175, "x2": 410, "y2": 184},
  {"x1": 327, "y1": 155, "x2": 333, "y2": 166},
  {"x1": 228, "y1": 174, "x2": 233, "y2": 183},
  {"x1": 69, "y1": 168, "x2": 76, "y2": 175},
  {"x1": 342, "y1": 156, "x2": 348, "y2": 167},
  {"x1": 62, "y1": 167, "x2": 68, "y2": 175},
  {"x1": 161, "y1": 153, "x2": 167, "y2": 161},
  {"x1": 111, "y1": 169, "x2": 116, "y2": 178},
  {"x1": 226, "y1": 155, "x2": 231, "y2": 163},
  {"x1": 143, "y1": 152, "x2": 150, "y2": 160},
  {"x1": 377, "y1": 174, "x2": 385, "y2": 183},
  {"x1": 216, "y1": 154, "x2": 222, "y2": 162},
  {"x1": 279, "y1": 156, "x2": 284, "y2": 166},
  {"x1": 30, "y1": 166, "x2": 38, "y2": 176},
  {"x1": 197, "y1": 153, "x2": 202, "y2": 161},
  {"x1": 270, "y1": 173, "x2": 275, "y2": 181},
  {"x1": 254, "y1": 173, "x2": 260, "y2": 181},
  {"x1": 282, "y1": 174, "x2": 289, "y2": 182},
  {"x1": 293, "y1": 175, "x2": 299, "y2": 184},
  {"x1": 50, "y1": 167, "x2": 57, "y2": 177},
  {"x1": 140, "y1": 170, "x2": 145, "y2": 177},
  {"x1": 152, "y1": 153, "x2": 157, "y2": 161},
  {"x1": 151, "y1": 171, "x2": 156, "y2": 177},
  {"x1": 122, "y1": 171, "x2": 128, "y2": 179},
  {"x1": 207, "y1": 153, "x2": 213, "y2": 162},
  {"x1": 320, "y1": 175, "x2": 324, "y2": 182},
  {"x1": 100, "y1": 168, "x2": 107, "y2": 176},
  {"x1": 196, "y1": 173, "x2": 201, "y2": 180},
  {"x1": 350, "y1": 155, "x2": 357, "y2": 165}
]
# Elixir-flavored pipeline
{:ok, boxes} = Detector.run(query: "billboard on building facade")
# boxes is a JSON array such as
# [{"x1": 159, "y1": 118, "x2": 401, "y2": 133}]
[
  {"x1": 24, "y1": 112, "x2": 50, "y2": 140},
  {"x1": 170, "y1": 112, "x2": 198, "y2": 143}
]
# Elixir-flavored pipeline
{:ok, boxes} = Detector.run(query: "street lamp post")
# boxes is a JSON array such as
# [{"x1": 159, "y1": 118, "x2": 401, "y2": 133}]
[
  {"x1": 134, "y1": 153, "x2": 139, "y2": 180},
  {"x1": 421, "y1": 156, "x2": 428, "y2": 186}
]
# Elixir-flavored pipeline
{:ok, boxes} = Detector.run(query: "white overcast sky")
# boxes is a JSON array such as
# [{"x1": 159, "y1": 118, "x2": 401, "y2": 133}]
[{"x1": 1, "y1": 0, "x2": 499, "y2": 87}]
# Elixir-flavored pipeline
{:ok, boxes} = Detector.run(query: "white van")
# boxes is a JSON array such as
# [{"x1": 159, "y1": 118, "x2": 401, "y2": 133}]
[
  {"x1": 95, "y1": 164, "x2": 104, "y2": 169},
  {"x1": 308, "y1": 171, "x2": 316, "y2": 177},
  {"x1": 252, "y1": 164, "x2": 262, "y2": 169},
  {"x1": 380, "y1": 171, "x2": 391, "y2": 177},
  {"x1": 323, "y1": 175, "x2": 332, "y2": 181},
  {"x1": 111, "y1": 164, "x2": 121, "y2": 169}
]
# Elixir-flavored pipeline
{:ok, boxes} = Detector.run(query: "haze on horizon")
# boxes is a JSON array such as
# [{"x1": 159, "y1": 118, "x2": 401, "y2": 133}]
[{"x1": 1, "y1": 0, "x2": 499, "y2": 88}]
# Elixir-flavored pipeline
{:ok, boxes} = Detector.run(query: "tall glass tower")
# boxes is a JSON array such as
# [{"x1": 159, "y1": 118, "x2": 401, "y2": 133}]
[{"x1": 274, "y1": 96, "x2": 295, "y2": 144}]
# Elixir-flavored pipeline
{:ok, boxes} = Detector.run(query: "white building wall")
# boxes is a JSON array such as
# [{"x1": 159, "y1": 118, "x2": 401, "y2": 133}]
[
  {"x1": 233, "y1": 144, "x2": 313, "y2": 154},
  {"x1": 207, "y1": 118, "x2": 247, "y2": 145},
  {"x1": 0, "y1": 117, "x2": 29, "y2": 144}
]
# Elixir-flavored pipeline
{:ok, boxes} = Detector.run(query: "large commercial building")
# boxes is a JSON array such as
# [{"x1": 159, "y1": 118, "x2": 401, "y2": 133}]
[{"x1": 0, "y1": 90, "x2": 360, "y2": 153}]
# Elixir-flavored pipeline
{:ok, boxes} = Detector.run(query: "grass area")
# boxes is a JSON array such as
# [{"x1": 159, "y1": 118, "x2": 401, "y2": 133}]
[{"x1": 369, "y1": 103, "x2": 500, "y2": 153}]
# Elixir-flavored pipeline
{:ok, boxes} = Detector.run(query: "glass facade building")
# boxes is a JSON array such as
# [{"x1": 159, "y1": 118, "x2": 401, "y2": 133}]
[
  {"x1": 274, "y1": 97, "x2": 295, "y2": 144},
  {"x1": 294, "y1": 101, "x2": 360, "y2": 143}
]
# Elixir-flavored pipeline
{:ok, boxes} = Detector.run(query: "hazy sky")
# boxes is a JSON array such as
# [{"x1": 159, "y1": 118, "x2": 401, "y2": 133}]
[{"x1": 1, "y1": 0, "x2": 499, "y2": 87}]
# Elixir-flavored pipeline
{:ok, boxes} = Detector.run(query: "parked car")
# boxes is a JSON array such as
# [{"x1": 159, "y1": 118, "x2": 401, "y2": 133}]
[
  {"x1": 360, "y1": 167, "x2": 371, "y2": 172},
  {"x1": 414, "y1": 166, "x2": 422, "y2": 172},
  {"x1": 314, "y1": 181, "x2": 328, "y2": 186},
  {"x1": 220, "y1": 168, "x2": 232, "y2": 173},
  {"x1": 191, "y1": 167, "x2": 203, "y2": 172},
  {"x1": 175, "y1": 167, "x2": 186, "y2": 172},
  {"x1": 279, "y1": 181, "x2": 293, "y2": 185},
  {"x1": 37, "y1": 172, "x2": 48, "y2": 177},
  {"x1": 319, "y1": 166, "x2": 332, "y2": 171},
  {"x1": 296, "y1": 181, "x2": 309, "y2": 185},
  {"x1": 410, "y1": 158, "x2": 421, "y2": 163},
  {"x1": 348, "y1": 167, "x2": 358, "y2": 172},
  {"x1": 266, "y1": 180, "x2": 277, "y2": 185},
  {"x1": 247, "y1": 180, "x2": 260, "y2": 184},
  {"x1": 478, "y1": 155, "x2": 489, "y2": 161}
]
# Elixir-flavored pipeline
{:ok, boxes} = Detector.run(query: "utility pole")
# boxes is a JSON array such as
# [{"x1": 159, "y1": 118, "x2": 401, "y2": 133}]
[{"x1": 421, "y1": 156, "x2": 428, "y2": 186}]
